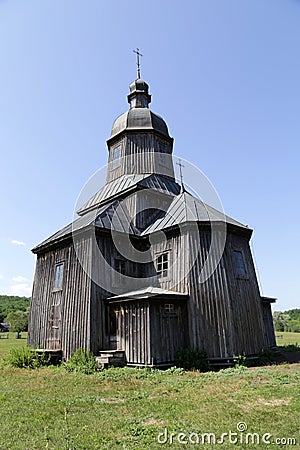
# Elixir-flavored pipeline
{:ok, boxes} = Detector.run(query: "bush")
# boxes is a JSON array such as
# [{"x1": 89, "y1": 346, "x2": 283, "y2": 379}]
[
  {"x1": 257, "y1": 348, "x2": 277, "y2": 366},
  {"x1": 64, "y1": 349, "x2": 98, "y2": 374},
  {"x1": 279, "y1": 343, "x2": 300, "y2": 352},
  {"x1": 7, "y1": 346, "x2": 50, "y2": 369},
  {"x1": 233, "y1": 354, "x2": 248, "y2": 367},
  {"x1": 175, "y1": 348, "x2": 208, "y2": 372}
]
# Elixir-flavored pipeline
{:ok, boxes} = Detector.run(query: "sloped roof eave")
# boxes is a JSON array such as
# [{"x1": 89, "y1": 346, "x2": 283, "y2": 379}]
[{"x1": 108, "y1": 286, "x2": 188, "y2": 303}]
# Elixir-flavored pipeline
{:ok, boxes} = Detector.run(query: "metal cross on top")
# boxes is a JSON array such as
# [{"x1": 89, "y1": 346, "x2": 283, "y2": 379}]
[
  {"x1": 133, "y1": 48, "x2": 143, "y2": 79},
  {"x1": 176, "y1": 159, "x2": 185, "y2": 187}
]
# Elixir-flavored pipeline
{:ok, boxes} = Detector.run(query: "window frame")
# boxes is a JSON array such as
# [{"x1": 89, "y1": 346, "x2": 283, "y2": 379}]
[
  {"x1": 156, "y1": 251, "x2": 169, "y2": 279},
  {"x1": 233, "y1": 250, "x2": 248, "y2": 279},
  {"x1": 164, "y1": 303, "x2": 175, "y2": 313},
  {"x1": 53, "y1": 262, "x2": 64, "y2": 291},
  {"x1": 112, "y1": 145, "x2": 121, "y2": 169}
]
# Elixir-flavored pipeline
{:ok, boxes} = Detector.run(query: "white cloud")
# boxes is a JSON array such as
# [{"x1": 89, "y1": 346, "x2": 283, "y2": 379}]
[
  {"x1": 11, "y1": 240, "x2": 26, "y2": 246},
  {"x1": 0, "y1": 274, "x2": 3, "y2": 280},
  {"x1": 10, "y1": 283, "x2": 32, "y2": 296},
  {"x1": 12, "y1": 276, "x2": 28, "y2": 283}
]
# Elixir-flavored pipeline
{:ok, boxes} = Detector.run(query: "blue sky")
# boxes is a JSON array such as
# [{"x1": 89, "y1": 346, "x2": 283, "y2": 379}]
[{"x1": 0, "y1": 0, "x2": 299, "y2": 311}]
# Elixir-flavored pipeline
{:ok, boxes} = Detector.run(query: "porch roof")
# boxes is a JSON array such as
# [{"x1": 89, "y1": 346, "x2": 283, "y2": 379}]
[
  {"x1": 261, "y1": 296, "x2": 277, "y2": 303},
  {"x1": 107, "y1": 286, "x2": 188, "y2": 303}
]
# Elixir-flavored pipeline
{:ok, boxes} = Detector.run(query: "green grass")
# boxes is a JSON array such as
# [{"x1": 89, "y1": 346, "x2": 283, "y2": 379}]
[
  {"x1": 0, "y1": 338, "x2": 299, "y2": 449},
  {"x1": 275, "y1": 331, "x2": 300, "y2": 346},
  {"x1": 0, "y1": 331, "x2": 28, "y2": 358}
]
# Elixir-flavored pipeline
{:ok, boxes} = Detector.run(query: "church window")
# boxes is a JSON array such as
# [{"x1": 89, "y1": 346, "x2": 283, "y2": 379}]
[
  {"x1": 54, "y1": 263, "x2": 64, "y2": 289},
  {"x1": 112, "y1": 146, "x2": 121, "y2": 168},
  {"x1": 157, "y1": 252, "x2": 168, "y2": 278},
  {"x1": 164, "y1": 303, "x2": 174, "y2": 313},
  {"x1": 233, "y1": 251, "x2": 246, "y2": 277}
]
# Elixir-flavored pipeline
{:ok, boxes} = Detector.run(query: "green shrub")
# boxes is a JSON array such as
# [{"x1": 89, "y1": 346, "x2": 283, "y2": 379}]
[
  {"x1": 233, "y1": 354, "x2": 248, "y2": 367},
  {"x1": 280, "y1": 343, "x2": 300, "y2": 352},
  {"x1": 164, "y1": 366, "x2": 185, "y2": 375},
  {"x1": 217, "y1": 365, "x2": 247, "y2": 377},
  {"x1": 7, "y1": 346, "x2": 50, "y2": 368},
  {"x1": 257, "y1": 348, "x2": 277, "y2": 366},
  {"x1": 233, "y1": 349, "x2": 278, "y2": 368},
  {"x1": 175, "y1": 348, "x2": 208, "y2": 372},
  {"x1": 64, "y1": 349, "x2": 98, "y2": 374}
]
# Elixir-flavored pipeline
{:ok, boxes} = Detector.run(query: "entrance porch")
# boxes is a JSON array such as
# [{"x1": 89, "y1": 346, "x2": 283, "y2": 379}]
[{"x1": 106, "y1": 287, "x2": 189, "y2": 367}]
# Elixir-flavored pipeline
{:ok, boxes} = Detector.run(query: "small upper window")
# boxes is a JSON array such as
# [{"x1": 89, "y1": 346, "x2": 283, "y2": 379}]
[
  {"x1": 233, "y1": 251, "x2": 246, "y2": 277},
  {"x1": 164, "y1": 303, "x2": 174, "y2": 313},
  {"x1": 112, "y1": 146, "x2": 121, "y2": 168},
  {"x1": 54, "y1": 263, "x2": 64, "y2": 289},
  {"x1": 157, "y1": 253, "x2": 168, "y2": 278}
]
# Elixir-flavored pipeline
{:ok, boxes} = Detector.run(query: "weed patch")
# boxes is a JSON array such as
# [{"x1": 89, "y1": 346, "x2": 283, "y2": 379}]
[{"x1": 6, "y1": 346, "x2": 50, "y2": 368}]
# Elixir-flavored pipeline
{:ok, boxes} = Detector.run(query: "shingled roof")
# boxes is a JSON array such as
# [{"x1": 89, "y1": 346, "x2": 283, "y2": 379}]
[
  {"x1": 33, "y1": 186, "x2": 249, "y2": 253},
  {"x1": 141, "y1": 191, "x2": 249, "y2": 235},
  {"x1": 77, "y1": 173, "x2": 180, "y2": 215}
]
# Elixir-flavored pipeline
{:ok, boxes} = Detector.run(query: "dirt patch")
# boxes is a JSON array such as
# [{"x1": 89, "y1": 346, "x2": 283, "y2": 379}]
[
  {"x1": 143, "y1": 418, "x2": 165, "y2": 427},
  {"x1": 241, "y1": 397, "x2": 291, "y2": 411},
  {"x1": 256, "y1": 397, "x2": 291, "y2": 407},
  {"x1": 100, "y1": 397, "x2": 125, "y2": 403}
]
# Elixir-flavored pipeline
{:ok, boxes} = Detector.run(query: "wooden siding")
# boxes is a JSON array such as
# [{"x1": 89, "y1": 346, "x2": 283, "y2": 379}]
[
  {"x1": 147, "y1": 229, "x2": 190, "y2": 294},
  {"x1": 261, "y1": 302, "x2": 276, "y2": 348},
  {"x1": 150, "y1": 301, "x2": 188, "y2": 365},
  {"x1": 28, "y1": 234, "x2": 92, "y2": 360},
  {"x1": 106, "y1": 133, "x2": 174, "y2": 183},
  {"x1": 112, "y1": 299, "x2": 187, "y2": 366},
  {"x1": 115, "y1": 301, "x2": 151, "y2": 365},
  {"x1": 187, "y1": 227, "x2": 270, "y2": 358},
  {"x1": 29, "y1": 223, "x2": 275, "y2": 362},
  {"x1": 147, "y1": 226, "x2": 273, "y2": 359}
]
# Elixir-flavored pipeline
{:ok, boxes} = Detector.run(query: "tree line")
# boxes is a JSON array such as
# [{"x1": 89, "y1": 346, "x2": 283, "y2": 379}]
[
  {"x1": 273, "y1": 309, "x2": 300, "y2": 333},
  {"x1": 0, "y1": 295, "x2": 30, "y2": 333}
]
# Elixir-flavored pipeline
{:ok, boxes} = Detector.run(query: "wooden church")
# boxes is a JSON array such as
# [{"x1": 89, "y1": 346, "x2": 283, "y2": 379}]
[{"x1": 28, "y1": 63, "x2": 276, "y2": 366}]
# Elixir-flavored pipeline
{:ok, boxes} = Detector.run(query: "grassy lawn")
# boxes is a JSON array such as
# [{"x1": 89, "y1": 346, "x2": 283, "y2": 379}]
[
  {"x1": 1, "y1": 363, "x2": 299, "y2": 449},
  {"x1": 0, "y1": 339, "x2": 299, "y2": 449},
  {"x1": 0, "y1": 332, "x2": 28, "y2": 359},
  {"x1": 275, "y1": 331, "x2": 300, "y2": 346}
]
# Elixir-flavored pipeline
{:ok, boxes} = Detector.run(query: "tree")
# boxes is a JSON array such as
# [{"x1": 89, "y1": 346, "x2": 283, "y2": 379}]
[
  {"x1": 5, "y1": 311, "x2": 28, "y2": 333},
  {"x1": 273, "y1": 311, "x2": 291, "y2": 332},
  {"x1": 0, "y1": 295, "x2": 30, "y2": 322},
  {"x1": 273, "y1": 310, "x2": 300, "y2": 333},
  {"x1": 288, "y1": 320, "x2": 300, "y2": 333}
]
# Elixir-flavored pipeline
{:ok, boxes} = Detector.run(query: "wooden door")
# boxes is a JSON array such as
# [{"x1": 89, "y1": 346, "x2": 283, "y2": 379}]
[
  {"x1": 151, "y1": 301, "x2": 188, "y2": 364},
  {"x1": 47, "y1": 302, "x2": 62, "y2": 350},
  {"x1": 109, "y1": 307, "x2": 119, "y2": 350}
]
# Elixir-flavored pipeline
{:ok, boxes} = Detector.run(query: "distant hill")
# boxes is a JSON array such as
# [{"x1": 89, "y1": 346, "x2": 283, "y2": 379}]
[{"x1": 0, "y1": 295, "x2": 31, "y2": 323}]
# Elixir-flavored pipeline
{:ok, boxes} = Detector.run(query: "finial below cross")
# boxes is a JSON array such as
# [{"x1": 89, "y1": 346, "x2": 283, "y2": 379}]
[
  {"x1": 133, "y1": 48, "x2": 143, "y2": 79},
  {"x1": 176, "y1": 159, "x2": 185, "y2": 190}
]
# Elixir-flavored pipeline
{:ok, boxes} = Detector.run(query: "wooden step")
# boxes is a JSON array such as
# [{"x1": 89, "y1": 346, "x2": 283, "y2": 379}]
[{"x1": 96, "y1": 350, "x2": 126, "y2": 369}]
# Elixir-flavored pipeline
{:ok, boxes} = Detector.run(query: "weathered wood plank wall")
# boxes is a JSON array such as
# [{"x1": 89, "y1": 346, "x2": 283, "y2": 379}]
[
  {"x1": 106, "y1": 133, "x2": 174, "y2": 183},
  {"x1": 187, "y1": 227, "x2": 269, "y2": 358},
  {"x1": 28, "y1": 234, "x2": 92, "y2": 360}
]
